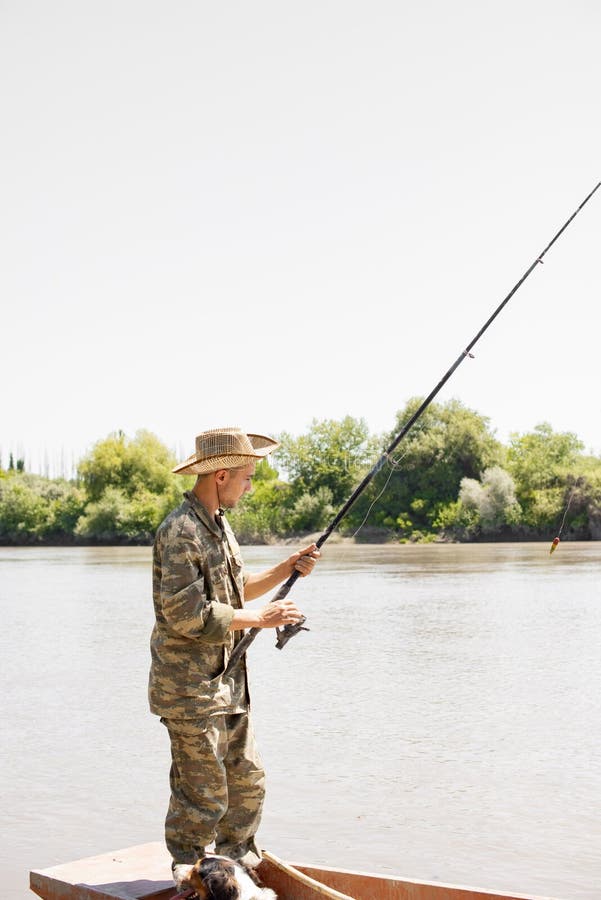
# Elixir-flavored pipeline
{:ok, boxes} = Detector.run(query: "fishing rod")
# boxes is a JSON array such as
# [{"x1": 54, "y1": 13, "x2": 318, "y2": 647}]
[{"x1": 224, "y1": 180, "x2": 601, "y2": 677}]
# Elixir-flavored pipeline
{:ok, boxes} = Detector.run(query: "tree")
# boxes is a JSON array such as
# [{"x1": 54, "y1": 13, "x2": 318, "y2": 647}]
[
  {"x1": 0, "y1": 477, "x2": 49, "y2": 539},
  {"x1": 573, "y1": 462, "x2": 601, "y2": 539},
  {"x1": 225, "y1": 460, "x2": 292, "y2": 543},
  {"x1": 538, "y1": 460, "x2": 601, "y2": 541},
  {"x1": 75, "y1": 431, "x2": 187, "y2": 542},
  {"x1": 457, "y1": 466, "x2": 522, "y2": 535},
  {"x1": 74, "y1": 486, "x2": 175, "y2": 542},
  {"x1": 507, "y1": 423, "x2": 584, "y2": 531},
  {"x1": 78, "y1": 430, "x2": 183, "y2": 503},
  {"x1": 275, "y1": 416, "x2": 378, "y2": 507},
  {"x1": 0, "y1": 474, "x2": 85, "y2": 543},
  {"x1": 285, "y1": 486, "x2": 335, "y2": 534},
  {"x1": 357, "y1": 398, "x2": 503, "y2": 536},
  {"x1": 507, "y1": 423, "x2": 583, "y2": 492}
]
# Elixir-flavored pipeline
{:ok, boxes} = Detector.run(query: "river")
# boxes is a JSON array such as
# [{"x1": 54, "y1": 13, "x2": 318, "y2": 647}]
[{"x1": 1, "y1": 542, "x2": 600, "y2": 899}]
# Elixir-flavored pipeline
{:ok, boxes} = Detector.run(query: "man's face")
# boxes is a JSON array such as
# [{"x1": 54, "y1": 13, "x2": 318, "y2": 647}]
[{"x1": 218, "y1": 462, "x2": 256, "y2": 508}]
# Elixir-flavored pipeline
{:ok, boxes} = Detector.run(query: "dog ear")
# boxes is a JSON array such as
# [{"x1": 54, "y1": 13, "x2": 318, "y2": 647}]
[{"x1": 186, "y1": 861, "x2": 209, "y2": 899}]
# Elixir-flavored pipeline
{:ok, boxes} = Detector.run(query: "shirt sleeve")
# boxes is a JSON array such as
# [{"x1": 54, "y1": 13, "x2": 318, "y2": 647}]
[{"x1": 157, "y1": 534, "x2": 235, "y2": 644}]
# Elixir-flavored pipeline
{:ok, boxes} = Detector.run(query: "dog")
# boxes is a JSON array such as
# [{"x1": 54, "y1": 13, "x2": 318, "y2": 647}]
[{"x1": 174, "y1": 854, "x2": 277, "y2": 900}]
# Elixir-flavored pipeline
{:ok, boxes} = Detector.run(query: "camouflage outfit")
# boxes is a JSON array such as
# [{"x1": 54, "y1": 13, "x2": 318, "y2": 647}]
[{"x1": 149, "y1": 491, "x2": 264, "y2": 868}]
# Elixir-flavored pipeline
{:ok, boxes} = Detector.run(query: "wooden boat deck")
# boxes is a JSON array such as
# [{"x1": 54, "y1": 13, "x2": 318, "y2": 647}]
[{"x1": 29, "y1": 841, "x2": 561, "y2": 900}]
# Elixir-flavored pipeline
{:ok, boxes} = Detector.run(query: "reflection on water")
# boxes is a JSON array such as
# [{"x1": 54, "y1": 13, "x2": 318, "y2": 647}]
[{"x1": 1, "y1": 543, "x2": 600, "y2": 899}]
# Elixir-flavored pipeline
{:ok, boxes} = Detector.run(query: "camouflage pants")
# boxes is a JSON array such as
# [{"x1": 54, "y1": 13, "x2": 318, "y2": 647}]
[{"x1": 161, "y1": 712, "x2": 265, "y2": 868}]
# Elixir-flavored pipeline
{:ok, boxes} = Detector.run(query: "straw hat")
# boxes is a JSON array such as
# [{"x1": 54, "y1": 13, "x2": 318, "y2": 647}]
[{"x1": 172, "y1": 426, "x2": 279, "y2": 476}]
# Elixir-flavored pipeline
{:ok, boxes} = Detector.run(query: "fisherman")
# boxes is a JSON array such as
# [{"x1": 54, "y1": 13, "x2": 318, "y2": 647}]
[{"x1": 149, "y1": 426, "x2": 319, "y2": 887}]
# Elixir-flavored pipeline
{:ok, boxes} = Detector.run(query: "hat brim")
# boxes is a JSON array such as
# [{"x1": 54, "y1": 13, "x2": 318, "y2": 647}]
[{"x1": 172, "y1": 433, "x2": 279, "y2": 476}]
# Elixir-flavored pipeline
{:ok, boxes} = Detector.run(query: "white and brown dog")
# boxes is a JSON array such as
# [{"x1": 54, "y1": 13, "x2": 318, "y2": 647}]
[{"x1": 173, "y1": 855, "x2": 277, "y2": 900}]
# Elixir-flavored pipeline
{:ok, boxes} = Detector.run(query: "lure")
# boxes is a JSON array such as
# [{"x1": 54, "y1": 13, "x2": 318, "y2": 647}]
[{"x1": 549, "y1": 480, "x2": 582, "y2": 556}]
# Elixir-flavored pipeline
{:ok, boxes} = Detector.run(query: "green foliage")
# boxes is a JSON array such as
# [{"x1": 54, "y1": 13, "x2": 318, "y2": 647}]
[
  {"x1": 0, "y1": 474, "x2": 85, "y2": 543},
  {"x1": 44, "y1": 478, "x2": 88, "y2": 535},
  {"x1": 355, "y1": 398, "x2": 503, "y2": 536},
  {"x1": 251, "y1": 458, "x2": 279, "y2": 483},
  {"x1": 575, "y1": 464, "x2": 601, "y2": 539},
  {"x1": 285, "y1": 486, "x2": 336, "y2": 534},
  {"x1": 507, "y1": 424, "x2": 585, "y2": 531},
  {"x1": 541, "y1": 461, "x2": 601, "y2": 540},
  {"x1": 276, "y1": 416, "x2": 378, "y2": 506},
  {"x1": 75, "y1": 487, "x2": 132, "y2": 541},
  {"x1": 78, "y1": 430, "x2": 182, "y2": 503},
  {"x1": 2, "y1": 416, "x2": 600, "y2": 544},
  {"x1": 523, "y1": 487, "x2": 565, "y2": 532},
  {"x1": 74, "y1": 486, "x2": 174, "y2": 542},
  {"x1": 227, "y1": 476, "x2": 293, "y2": 543},
  {"x1": 74, "y1": 431, "x2": 184, "y2": 542},
  {"x1": 507, "y1": 423, "x2": 583, "y2": 488},
  {"x1": 431, "y1": 500, "x2": 470, "y2": 532},
  {"x1": 0, "y1": 476, "x2": 49, "y2": 539},
  {"x1": 0, "y1": 431, "x2": 189, "y2": 544},
  {"x1": 457, "y1": 466, "x2": 521, "y2": 535}
]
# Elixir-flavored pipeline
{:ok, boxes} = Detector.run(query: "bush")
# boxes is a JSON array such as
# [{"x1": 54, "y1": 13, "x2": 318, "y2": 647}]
[
  {"x1": 0, "y1": 474, "x2": 86, "y2": 543},
  {"x1": 285, "y1": 486, "x2": 335, "y2": 534},
  {"x1": 75, "y1": 486, "x2": 178, "y2": 543},
  {"x1": 457, "y1": 466, "x2": 522, "y2": 535},
  {"x1": 78, "y1": 430, "x2": 182, "y2": 505},
  {"x1": 227, "y1": 479, "x2": 293, "y2": 543},
  {"x1": 74, "y1": 431, "x2": 186, "y2": 542},
  {"x1": 356, "y1": 398, "x2": 504, "y2": 536}
]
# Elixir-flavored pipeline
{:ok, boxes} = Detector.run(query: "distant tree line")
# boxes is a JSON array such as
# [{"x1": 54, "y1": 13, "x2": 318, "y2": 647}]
[{"x1": 1, "y1": 401, "x2": 601, "y2": 545}]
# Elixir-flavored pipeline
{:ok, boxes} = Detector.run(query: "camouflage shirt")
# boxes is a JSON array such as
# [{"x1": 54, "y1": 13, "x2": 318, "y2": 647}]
[{"x1": 149, "y1": 491, "x2": 249, "y2": 718}]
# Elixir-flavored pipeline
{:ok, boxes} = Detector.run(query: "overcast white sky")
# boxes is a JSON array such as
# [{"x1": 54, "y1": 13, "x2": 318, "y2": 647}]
[{"x1": 1, "y1": 1, "x2": 600, "y2": 476}]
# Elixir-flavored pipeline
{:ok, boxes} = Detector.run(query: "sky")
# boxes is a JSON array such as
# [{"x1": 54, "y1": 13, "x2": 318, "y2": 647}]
[{"x1": 1, "y1": 1, "x2": 600, "y2": 477}]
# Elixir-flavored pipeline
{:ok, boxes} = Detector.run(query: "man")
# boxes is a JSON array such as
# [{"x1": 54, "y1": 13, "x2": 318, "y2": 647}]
[{"x1": 149, "y1": 426, "x2": 319, "y2": 886}]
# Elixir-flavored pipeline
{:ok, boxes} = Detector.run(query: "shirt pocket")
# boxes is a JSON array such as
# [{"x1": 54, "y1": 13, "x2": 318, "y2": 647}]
[{"x1": 230, "y1": 553, "x2": 244, "y2": 575}]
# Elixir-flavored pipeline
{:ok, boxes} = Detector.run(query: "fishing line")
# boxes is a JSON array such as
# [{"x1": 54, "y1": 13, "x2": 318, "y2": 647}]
[
  {"x1": 347, "y1": 463, "x2": 395, "y2": 539},
  {"x1": 550, "y1": 480, "x2": 582, "y2": 553},
  {"x1": 557, "y1": 488, "x2": 577, "y2": 537},
  {"x1": 347, "y1": 437, "x2": 420, "y2": 539}
]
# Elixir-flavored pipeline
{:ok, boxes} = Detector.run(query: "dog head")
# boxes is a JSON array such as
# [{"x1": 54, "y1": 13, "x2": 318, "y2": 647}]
[
  {"x1": 187, "y1": 856, "x2": 239, "y2": 899},
  {"x1": 186, "y1": 855, "x2": 277, "y2": 900}
]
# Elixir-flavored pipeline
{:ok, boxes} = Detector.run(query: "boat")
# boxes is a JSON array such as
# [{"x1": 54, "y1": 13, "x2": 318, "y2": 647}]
[{"x1": 29, "y1": 841, "x2": 560, "y2": 900}]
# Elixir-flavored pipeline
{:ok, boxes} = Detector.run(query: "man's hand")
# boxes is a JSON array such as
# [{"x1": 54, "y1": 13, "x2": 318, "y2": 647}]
[
  {"x1": 242, "y1": 543, "x2": 321, "y2": 602},
  {"x1": 256, "y1": 597, "x2": 304, "y2": 628},
  {"x1": 287, "y1": 543, "x2": 320, "y2": 577},
  {"x1": 229, "y1": 596, "x2": 304, "y2": 631}
]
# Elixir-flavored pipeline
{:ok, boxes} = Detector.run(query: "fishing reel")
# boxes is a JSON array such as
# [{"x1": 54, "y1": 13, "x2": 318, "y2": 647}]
[{"x1": 275, "y1": 616, "x2": 309, "y2": 649}]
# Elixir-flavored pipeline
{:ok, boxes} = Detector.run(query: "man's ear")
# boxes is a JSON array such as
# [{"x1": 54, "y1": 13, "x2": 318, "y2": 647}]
[{"x1": 214, "y1": 469, "x2": 229, "y2": 485}]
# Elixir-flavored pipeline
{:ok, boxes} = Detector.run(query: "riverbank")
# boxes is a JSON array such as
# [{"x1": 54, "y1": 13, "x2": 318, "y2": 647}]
[{"x1": 2, "y1": 529, "x2": 598, "y2": 547}]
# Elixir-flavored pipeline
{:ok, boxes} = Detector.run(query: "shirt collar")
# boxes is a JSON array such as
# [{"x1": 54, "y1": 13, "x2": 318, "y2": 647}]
[{"x1": 184, "y1": 491, "x2": 223, "y2": 538}]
